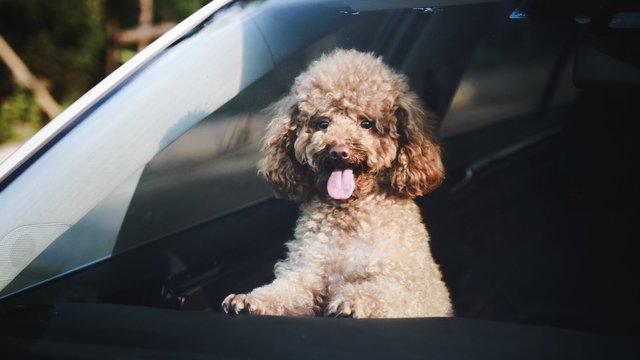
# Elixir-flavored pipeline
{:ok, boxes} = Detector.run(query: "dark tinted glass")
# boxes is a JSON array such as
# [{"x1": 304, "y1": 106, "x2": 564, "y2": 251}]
[
  {"x1": 9, "y1": 1, "x2": 640, "y2": 338},
  {"x1": 3, "y1": 0, "x2": 564, "y2": 295}
]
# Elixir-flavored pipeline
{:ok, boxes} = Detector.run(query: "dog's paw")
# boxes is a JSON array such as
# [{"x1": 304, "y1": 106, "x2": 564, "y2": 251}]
[
  {"x1": 324, "y1": 296, "x2": 375, "y2": 318},
  {"x1": 221, "y1": 294, "x2": 266, "y2": 315}
]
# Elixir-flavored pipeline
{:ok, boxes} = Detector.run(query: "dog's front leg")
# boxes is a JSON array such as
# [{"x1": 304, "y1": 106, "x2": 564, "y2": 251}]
[
  {"x1": 222, "y1": 263, "x2": 324, "y2": 316},
  {"x1": 325, "y1": 277, "x2": 425, "y2": 319}
]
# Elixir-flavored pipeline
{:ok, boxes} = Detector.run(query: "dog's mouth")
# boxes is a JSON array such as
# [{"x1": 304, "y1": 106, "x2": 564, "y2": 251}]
[
  {"x1": 315, "y1": 147, "x2": 367, "y2": 200},
  {"x1": 326, "y1": 168, "x2": 355, "y2": 200}
]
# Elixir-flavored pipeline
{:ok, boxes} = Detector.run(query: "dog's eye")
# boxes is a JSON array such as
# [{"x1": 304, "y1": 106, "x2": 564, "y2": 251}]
[
  {"x1": 317, "y1": 119, "x2": 330, "y2": 130},
  {"x1": 360, "y1": 119, "x2": 374, "y2": 129}
]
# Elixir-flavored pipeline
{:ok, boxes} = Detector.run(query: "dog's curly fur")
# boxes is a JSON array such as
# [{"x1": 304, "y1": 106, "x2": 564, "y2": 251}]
[{"x1": 223, "y1": 49, "x2": 452, "y2": 318}]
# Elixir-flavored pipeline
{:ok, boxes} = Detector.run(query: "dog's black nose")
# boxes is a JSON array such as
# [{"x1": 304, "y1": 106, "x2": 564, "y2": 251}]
[{"x1": 330, "y1": 145, "x2": 350, "y2": 161}]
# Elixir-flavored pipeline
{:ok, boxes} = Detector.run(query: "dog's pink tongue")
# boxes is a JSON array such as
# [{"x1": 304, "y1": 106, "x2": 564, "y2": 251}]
[{"x1": 327, "y1": 169, "x2": 355, "y2": 200}]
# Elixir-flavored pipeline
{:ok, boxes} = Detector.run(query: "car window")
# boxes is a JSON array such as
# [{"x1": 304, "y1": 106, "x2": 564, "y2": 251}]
[
  {"x1": 0, "y1": 0, "x2": 274, "y2": 294},
  {"x1": 440, "y1": 16, "x2": 578, "y2": 138},
  {"x1": 1, "y1": 0, "x2": 523, "y2": 297}
]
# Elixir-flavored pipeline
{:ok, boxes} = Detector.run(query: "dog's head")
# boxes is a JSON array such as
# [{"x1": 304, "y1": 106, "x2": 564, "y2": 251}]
[{"x1": 259, "y1": 49, "x2": 444, "y2": 202}]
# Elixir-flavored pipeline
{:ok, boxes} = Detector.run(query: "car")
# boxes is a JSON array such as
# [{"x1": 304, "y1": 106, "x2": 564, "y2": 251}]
[{"x1": 1, "y1": 0, "x2": 639, "y2": 358}]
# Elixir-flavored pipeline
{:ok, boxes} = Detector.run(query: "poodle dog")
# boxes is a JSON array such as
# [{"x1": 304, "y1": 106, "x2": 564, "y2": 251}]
[{"x1": 222, "y1": 49, "x2": 452, "y2": 318}]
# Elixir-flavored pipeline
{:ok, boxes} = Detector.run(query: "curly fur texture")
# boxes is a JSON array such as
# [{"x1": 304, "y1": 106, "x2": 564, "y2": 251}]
[{"x1": 223, "y1": 49, "x2": 452, "y2": 318}]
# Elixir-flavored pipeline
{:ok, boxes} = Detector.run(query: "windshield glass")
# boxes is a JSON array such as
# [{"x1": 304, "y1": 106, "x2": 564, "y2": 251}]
[{"x1": 0, "y1": 0, "x2": 574, "y2": 297}]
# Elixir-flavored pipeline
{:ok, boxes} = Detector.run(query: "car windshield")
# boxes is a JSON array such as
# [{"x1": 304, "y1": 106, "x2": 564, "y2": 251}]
[
  {"x1": 1, "y1": 0, "x2": 638, "y2": 338},
  {"x1": 0, "y1": 0, "x2": 575, "y2": 295},
  {"x1": 5, "y1": 0, "x2": 520, "y2": 296}
]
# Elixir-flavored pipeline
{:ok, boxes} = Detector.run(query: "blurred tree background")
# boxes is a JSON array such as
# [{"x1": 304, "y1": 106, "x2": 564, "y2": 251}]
[{"x1": 0, "y1": 0, "x2": 209, "y2": 147}]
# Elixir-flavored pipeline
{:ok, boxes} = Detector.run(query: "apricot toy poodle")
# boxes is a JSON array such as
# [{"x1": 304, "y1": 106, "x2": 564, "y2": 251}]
[{"x1": 223, "y1": 49, "x2": 452, "y2": 318}]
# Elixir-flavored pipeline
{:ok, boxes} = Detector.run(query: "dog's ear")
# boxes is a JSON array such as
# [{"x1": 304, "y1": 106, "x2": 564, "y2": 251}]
[
  {"x1": 389, "y1": 91, "x2": 444, "y2": 198},
  {"x1": 258, "y1": 96, "x2": 312, "y2": 201}
]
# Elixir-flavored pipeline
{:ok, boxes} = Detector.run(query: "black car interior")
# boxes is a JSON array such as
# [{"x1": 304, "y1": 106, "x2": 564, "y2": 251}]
[{"x1": 1, "y1": 0, "x2": 639, "y2": 358}]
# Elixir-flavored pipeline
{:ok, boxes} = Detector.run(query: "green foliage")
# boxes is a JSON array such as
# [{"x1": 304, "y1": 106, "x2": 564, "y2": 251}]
[
  {"x1": 155, "y1": 0, "x2": 209, "y2": 22},
  {"x1": 0, "y1": 0, "x2": 107, "y2": 104},
  {"x1": 0, "y1": 0, "x2": 209, "y2": 144},
  {"x1": 0, "y1": 88, "x2": 43, "y2": 143}
]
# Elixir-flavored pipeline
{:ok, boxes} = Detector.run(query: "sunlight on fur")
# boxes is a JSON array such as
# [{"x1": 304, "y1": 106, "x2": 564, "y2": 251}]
[{"x1": 222, "y1": 49, "x2": 452, "y2": 318}]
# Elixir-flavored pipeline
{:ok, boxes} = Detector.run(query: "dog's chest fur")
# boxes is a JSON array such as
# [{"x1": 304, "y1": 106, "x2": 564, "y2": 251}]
[{"x1": 293, "y1": 195, "x2": 430, "y2": 285}]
